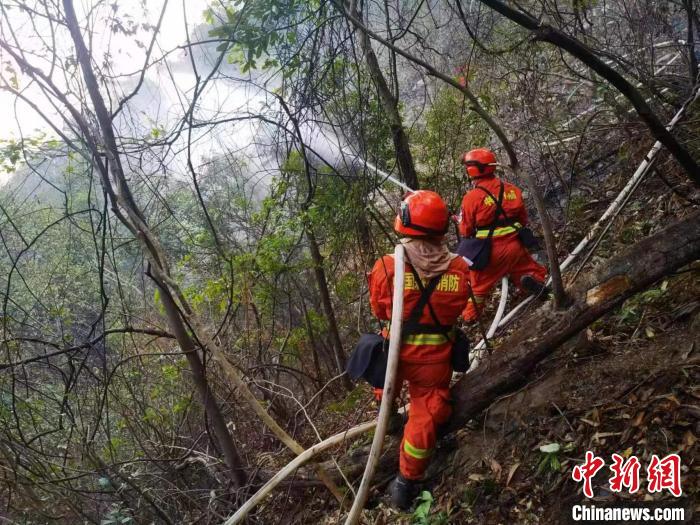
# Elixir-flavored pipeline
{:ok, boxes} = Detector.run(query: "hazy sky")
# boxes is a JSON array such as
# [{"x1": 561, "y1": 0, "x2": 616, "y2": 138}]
[
  {"x1": 0, "y1": 1, "x2": 278, "y2": 186},
  {"x1": 0, "y1": 1, "x2": 360, "y2": 189},
  {"x1": 0, "y1": 0, "x2": 208, "y2": 140}
]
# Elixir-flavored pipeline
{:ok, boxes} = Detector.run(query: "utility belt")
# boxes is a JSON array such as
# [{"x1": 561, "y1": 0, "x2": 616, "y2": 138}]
[{"x1": 385, "y1": 321, "x2": 456, "y2": 346}]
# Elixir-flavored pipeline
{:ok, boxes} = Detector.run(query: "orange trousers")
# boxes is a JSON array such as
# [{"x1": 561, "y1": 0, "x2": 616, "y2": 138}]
[
  {"x1": 462, "y1": 236, "x2": 547, "y2": 321},
  {"x1": 374, "y1": 360, "x2": 452, "y2": 480}
]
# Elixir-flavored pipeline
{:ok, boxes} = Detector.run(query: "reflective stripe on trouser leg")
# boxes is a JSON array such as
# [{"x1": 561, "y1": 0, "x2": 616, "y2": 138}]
[
  {"x1": 400, "y1": 437, "x2": 431, "y2": 480},
  {"x1": 399, "y1": 376, "x2": 452, "y2": 480},
  {"x1": 403, "y1": 438, "x2": 432, "y2": 459}
]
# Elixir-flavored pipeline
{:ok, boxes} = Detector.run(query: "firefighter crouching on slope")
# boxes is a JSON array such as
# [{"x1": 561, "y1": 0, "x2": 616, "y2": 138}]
[
  {"x1": 458, "y1": 148, "x2": 548, "y2": 322},
  {"x1": 368, "y1": 190, "x2": 470, "y2": 510}
]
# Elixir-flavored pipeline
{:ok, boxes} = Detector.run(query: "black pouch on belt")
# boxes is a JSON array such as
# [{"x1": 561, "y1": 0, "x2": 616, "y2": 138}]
[
  {"x1": 455, "y1": 237, "x2": 492, "y2": 271},
  {"x1": 346, "y1": 333, "x2": 388, "y2": 388},
  {"x1": 449, "y1": 327, "x2": 471, "y2": 372}
]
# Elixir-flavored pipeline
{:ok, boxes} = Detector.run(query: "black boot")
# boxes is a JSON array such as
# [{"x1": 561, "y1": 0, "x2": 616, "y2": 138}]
[
  {"x1": 521, "y1": 275, "x2": 550, "y2": 300},
  {"x1": 389, "y1": 473, "x2": 419, "y2": 511}
]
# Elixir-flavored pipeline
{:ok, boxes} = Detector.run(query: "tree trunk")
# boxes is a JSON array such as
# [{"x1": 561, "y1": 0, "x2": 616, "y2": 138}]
[
  {"x1": 62, "y1": 0, "x2": 249, "y2": 488},
  {"x1": 348, "y1": 0, "x2": 420, "y2": 190},
  {"x1": 155, "y1": 283, "x2": 249, "y2": 487},
  {"x1": 306, "y1": 226, "x2": 352, "y2": 389},
  {"x1": 685, "y1": 0, "x2": 698, "y2": 83},
  {"x1": 512, "y1": 166, "x2": 568, "y2": 307}
]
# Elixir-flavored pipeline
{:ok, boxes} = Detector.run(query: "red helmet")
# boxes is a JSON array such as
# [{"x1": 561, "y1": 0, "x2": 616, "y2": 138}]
[
  {"x1": 394, "y1": 190, "x2": 449, "y2": 237},
  {"x1": 461, "y1": 148, "x2": 497, "y2": 178}
]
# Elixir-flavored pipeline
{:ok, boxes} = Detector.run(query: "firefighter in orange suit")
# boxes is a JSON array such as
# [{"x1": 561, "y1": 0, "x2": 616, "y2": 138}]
[
  {"x1": 458, "y1": 148, "x2": 547, "y2": 321},
  {"x1": 368, "y1": 190, "x2": 470, "y2": 509}
]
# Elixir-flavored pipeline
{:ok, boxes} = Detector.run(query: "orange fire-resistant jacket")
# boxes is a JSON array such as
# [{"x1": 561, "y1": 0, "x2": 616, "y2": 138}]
[
  {"x1": 368, "y1": 255, "x2": 470, "y2": 364},
  {"x1": 458, "y1": 175, "x2": 529, "y2": 239}
]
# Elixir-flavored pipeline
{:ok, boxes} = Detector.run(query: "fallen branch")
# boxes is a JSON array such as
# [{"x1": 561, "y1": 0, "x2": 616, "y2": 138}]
[{"x1": 222, "y1": 422, "x2": 377, "y2": 525}]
